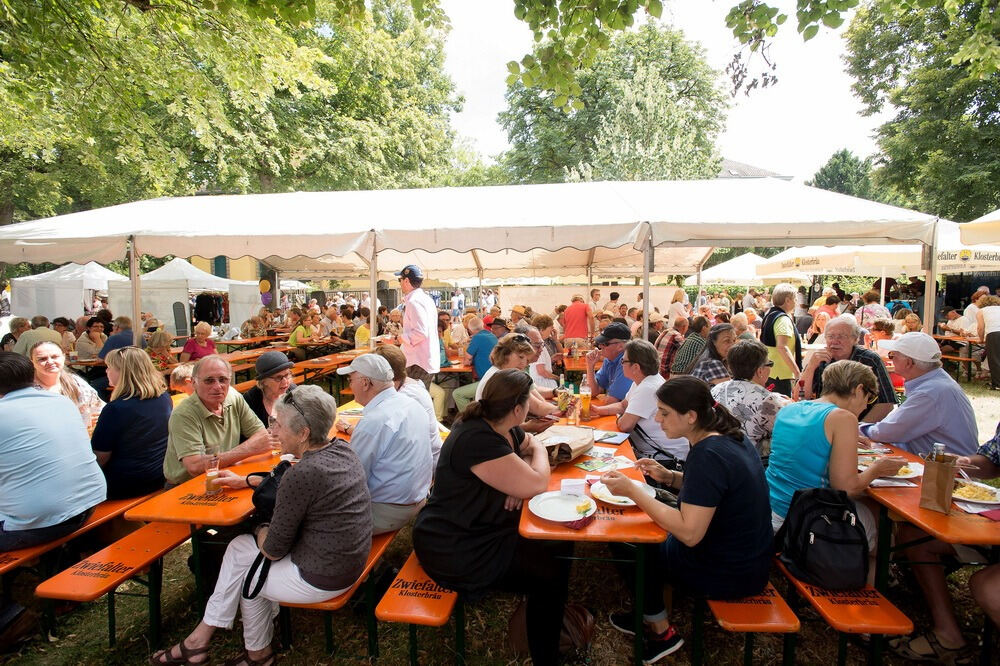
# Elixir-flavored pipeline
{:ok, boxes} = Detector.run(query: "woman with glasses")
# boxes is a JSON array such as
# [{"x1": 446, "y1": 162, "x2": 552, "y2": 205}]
[
  {"x1": 242, "y1": 351, "x2": 296, "y2": 426},
  {"x1": 711, "y1": 340, "x2": 789, "y2": 457},
  {"x1": 414, "y1": 369, "x2": 571, "y2": 666},
  {"x1": 766, "y1": 360, "x2": 905, "y2": 568},
  {"x1": 30, "y1": 341, "x2": 104, "y2": 424},
  {"x1": 691, "y1": 323, "x2": 737, "y2": 386},
  {"x1": 180, "y1": 321, "x2": 217, "y2": 362},
  {"x1": 152, "y1": 385, "x2": 372, "y2": 666},
  {"x1": 475, "y1": 333, "x2": 557, "y2": 418},
  {"x1": 591, "y1": 340, "x2": 690, "y2": 462},
  {"x1": 75, "y1": 317, "x2": 107, "y2": 360},
  {"x1": 90, "y1": 346, "x2": 171, "y2": 498}
]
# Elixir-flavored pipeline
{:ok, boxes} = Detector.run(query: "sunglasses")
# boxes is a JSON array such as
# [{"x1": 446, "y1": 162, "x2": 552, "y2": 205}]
[
  {"x1": 509, "y1": 334, "x2": 530, "y2": 344},
  {"x1": 282, "y1": 388, "x2": 306, "y2": 420}
]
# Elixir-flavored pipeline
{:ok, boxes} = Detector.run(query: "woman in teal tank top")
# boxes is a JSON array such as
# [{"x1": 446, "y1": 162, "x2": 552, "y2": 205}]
[{"x1": 766, "y1": 360, "x2": 906, "y2": 534}]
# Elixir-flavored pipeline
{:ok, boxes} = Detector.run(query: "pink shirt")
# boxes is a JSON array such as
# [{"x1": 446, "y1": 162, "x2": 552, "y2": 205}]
[
  {"x1": 401, "y1": 288, "x2": 440, "y2": 374},
  {"x1": 562, "y1": 301, "x2": 591, "y2": 339},
  {"x1": 182, "y1": 338, "x2": 216, "y2": 361}
]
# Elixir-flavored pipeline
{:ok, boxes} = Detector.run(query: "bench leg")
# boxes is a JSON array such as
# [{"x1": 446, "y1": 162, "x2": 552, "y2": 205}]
[
  {"x1": 365, "y1": 574, "x2": 378, "y2": 659},
  {"x1": 190, "y1": 526, "x2": 205, "y2": 611},
  {"x1": 323, "y1": 611, "x2": 334, "y2": 654},
  {"x1": 837, "y1": 632, "x2": 848, "y2": 666},
  {"x1": 148, "y1": 559, "x2": 163, "y2": 648},
  {"x1": 782, "y1": 632, "x2": 796, "y2": 666},
  {"x1": 455, "y1": 600, "x2": 465, "y2": 665},
  {"x1": 743, "y1": 632, "x2": 754, "y2": 666},
  {"x1": 107, "y1": 587, "x2": 116, "y2": 647},
  {"x1": 408, "y1": 624, "x2": 418, "y2": 665},
  {"x1": 691, "y1": 598, "x2": 705, "y2": 666},
  {"x1": 869, "y1": 633, "x2": 884, "y2": 665},
  {"x1": 278, "y1": 606, "x2": 292, "y2": 650}
]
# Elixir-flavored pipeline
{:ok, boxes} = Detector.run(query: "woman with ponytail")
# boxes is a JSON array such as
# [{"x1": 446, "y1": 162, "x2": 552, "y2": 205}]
[
  {"x1": 602, "y1": 375, "x2": 773, "y2": 663},
  {"x1": 413, "y1": 369, "x2": 572, "y2": 665}
]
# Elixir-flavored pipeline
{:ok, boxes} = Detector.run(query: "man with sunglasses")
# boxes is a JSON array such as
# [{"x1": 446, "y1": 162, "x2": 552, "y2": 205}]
[
  {"x1": 163, "y1": 355, "x2": 270, "y2": 486},
  {"x1": 859, "y1": 332, "x2": 977, "y2": 457},
  {"x1": 800, "y1": 315, "x2": 898, "y2": 422},
  {"x1": 585, "y1": 322, "x2": 633, "y2": 407}
]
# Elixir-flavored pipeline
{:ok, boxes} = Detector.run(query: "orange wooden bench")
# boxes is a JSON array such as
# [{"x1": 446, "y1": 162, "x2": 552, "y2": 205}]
[
  {"x1": 278, "y1": 530, "x2": 397, "y2": 657},
  {"x1": 375, "y1": 551, "x2": 462, "y2": 665},
  {"x1": 35, "y1": 522, "x2": 190, "y2": 647},
  {"x1": 691, "y1": 582, "x2": 799, "y2": 666},
  {"x1": 775, "y1": 560, "x2": 912, "y2": 665},
  {"x1": 940, "y1": 354, "x2": 976, "y2": 382},
  {"x1": 0, "y1": 494, "x2": 159, "y2": 586}
]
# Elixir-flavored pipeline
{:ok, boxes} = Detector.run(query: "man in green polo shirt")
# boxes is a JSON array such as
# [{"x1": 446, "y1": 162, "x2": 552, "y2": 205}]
[{"x1": 163, "y1": 355, "x2": 271, "y2": 486}]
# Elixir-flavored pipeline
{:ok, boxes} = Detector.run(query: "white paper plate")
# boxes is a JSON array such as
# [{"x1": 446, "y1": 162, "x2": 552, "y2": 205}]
[
  {"x1": 590, "y1": 480, "x2": 656, "y2": 506},
  {"x1": 858, "y1": 461, "x2": 924, "y2": 479},
  {"x1": 953, "y1": 480, "x2": 1000, "y2": 505},
  {"x1": 528, "y1": 491, "x2": 597, "y2": 522}
]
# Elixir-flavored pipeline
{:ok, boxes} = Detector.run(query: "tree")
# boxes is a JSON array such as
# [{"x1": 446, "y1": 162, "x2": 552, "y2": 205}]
[
  {"x1": 0, "y1": 0, "x2": 461, "y2": 225},
  {"x1": 844, "y1": 2, "x2": 1000, "y2": 222},
  {"x1": 499, "y1": 23, "x2": 726, "y2": 184}
]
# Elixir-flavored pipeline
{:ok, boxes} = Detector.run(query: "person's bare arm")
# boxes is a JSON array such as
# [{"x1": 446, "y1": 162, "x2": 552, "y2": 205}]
[
  {"x1": 775, "y1": 334, "x2": 800, "y2": 381},
  {"x1": 179, "y1": 430, "x2": 272, "y2": 476},
  {"x1": 977, "y1": 310, "x2": 986, "y2": 342},
  {"x1": 827, "y1": 409, "x2": 904, "y2": 496},
  {"x1": 471, "y1": 436, "x2": 550, "y2": 499}
]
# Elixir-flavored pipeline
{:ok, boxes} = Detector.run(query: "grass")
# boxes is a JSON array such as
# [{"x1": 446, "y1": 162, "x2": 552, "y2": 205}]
[{"x1": 3, "y1": 378, "x2": 998, "y2": 665}]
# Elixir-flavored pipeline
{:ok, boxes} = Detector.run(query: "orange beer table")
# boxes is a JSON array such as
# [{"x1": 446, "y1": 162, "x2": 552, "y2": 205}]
[
  {"x1": 125, "y1": 452, "x2": 281, "y2": 607},
  {"x1": 519, "y1": 414, "x2": 666, "y2": 665},
  {"x1": 867, "y1": 445, "x2": 1000, "y2": 665}
]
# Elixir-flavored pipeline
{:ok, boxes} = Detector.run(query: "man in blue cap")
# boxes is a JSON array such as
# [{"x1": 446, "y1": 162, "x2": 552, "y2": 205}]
[{"x1": 395, "y1": 264, "x2": 439, "y2": 388}]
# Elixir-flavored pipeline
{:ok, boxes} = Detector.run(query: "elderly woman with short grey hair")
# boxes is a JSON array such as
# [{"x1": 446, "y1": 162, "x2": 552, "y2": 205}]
[{"x1": 153, "y1": 384, "x2": 372, "y2": 666}]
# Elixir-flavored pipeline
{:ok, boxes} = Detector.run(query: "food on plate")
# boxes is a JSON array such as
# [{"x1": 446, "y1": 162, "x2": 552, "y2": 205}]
[
  {"x1": 575, "y1": 500, "x2": 592, "y2": 515},
  {"x1": 896, "y1": 466, "x2": 912, "y2": 477},
  {"x1": 954, "y1": 483, "x2": 998, "y2": 502}
]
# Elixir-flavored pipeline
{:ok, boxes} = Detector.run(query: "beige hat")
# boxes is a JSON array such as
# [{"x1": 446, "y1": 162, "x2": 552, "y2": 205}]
[
  {"x1": 647, "y1": 311, "x2": 665, "y2": 324},
  {"x1": 511, "y1": 305, "x2": 527, "y2": 315}
]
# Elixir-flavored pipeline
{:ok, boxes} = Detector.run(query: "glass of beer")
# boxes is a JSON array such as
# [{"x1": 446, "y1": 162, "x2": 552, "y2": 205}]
[
  {"x1": 267, "y1": 415, "x2": 281, "y2": 456},
  {"x1": 204, "y1": 454, "x2": 221, "y2": 495}
]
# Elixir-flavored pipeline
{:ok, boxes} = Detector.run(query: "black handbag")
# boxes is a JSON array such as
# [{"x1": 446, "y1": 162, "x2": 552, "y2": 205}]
[{"x1": 240, "y1": 460, "x2": 292, "y2": 600}]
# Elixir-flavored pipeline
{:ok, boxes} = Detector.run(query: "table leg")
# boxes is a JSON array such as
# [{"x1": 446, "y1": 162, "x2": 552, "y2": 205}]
[
  {"x1": 633, "y1": 544, "x2": 645, "y2": 666},
  {"x1": 190, "y1": 525, "x2": 204, "y2": 611},
  {"x1": 875, "y1": 505, "x2": 891, "y2": 593},
  {"x1": 980, "y1": 546, "x2": 998, "y2": 666}
]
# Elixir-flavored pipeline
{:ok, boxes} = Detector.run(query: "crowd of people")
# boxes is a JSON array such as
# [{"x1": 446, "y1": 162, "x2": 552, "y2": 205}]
[{"x1": 0, "y1": 271, "x2": 998, "y2": 665}]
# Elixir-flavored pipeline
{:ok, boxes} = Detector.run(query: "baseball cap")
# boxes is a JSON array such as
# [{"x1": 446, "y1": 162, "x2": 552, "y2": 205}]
[
  {"x1": 395, "y1": 265, "x2": 424, "y2": 280},
  {"x1": 255, "y1": 351, "x2": 294, "y2": 379},
  {"x1": 336, "y1": 354, "x2": 394, "y2": 381},
  {"x1": 876, "y1": 332, "x2": 942, "y2": 363},
  {"x1": 594, "y1": 322, "x2": 631, "y2": 346}
]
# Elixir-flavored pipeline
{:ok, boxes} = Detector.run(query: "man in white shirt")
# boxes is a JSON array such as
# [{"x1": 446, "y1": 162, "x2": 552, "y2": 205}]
[
  {"x1": 396, "y1": 265, "x2": 440, "y2": 388},
  {"x1": 335, "y1": 355, "x2": 432, "y2": 533}
]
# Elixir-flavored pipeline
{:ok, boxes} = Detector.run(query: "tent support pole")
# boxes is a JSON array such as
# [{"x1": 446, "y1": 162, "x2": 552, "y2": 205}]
[
  {"x1": 922, "y1": 222, "x2": 938, "y2": 333},
  {"x1": 879, "y1": 266, "x2": 886, "y2": 305},
  {"x1": 128, "y1": 236, "x2": 141, "y2": 345},
  {"x1": 642, "y1": 242, "x2": 652, "y2": 341},
  {"x1": 369, "y1": 247, "x2": 378, "y2": 350}
]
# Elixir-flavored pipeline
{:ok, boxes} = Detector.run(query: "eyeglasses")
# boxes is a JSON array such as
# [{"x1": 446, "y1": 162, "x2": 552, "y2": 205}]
[
  {"x1": 283, "y1": 388, "x2": 306, "y2": 420},
  {"x1": 760, "y1": 360, "x2": 774, "y2": 368},
  {"x1": 865, "y1": 388, "x2": 879, "y2": 405},
  {"x1": 509, "y1": 334, "x2": 530, "y2": 344}
]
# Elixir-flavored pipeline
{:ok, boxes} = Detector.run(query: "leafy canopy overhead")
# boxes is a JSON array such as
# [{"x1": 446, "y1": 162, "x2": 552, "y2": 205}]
[
  {"x1": 500, "y1": 23, "x2": 726, "y2": 184},
  {"x1": 844, "y1": 1, "x2": 1000, "y2": 222}
]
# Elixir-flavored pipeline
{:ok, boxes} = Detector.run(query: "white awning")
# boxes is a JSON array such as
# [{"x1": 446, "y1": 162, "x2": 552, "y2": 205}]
[{"x1": 959, "y1": 208, "x2": 1000, "y2": 246}]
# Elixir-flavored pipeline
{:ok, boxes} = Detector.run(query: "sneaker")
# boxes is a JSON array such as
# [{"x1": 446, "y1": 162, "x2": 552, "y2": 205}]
[
  {"x1": 643, "y1": 625, "x2": 684, "y2": 664},
  {"x1": 608, "y1": 611, "x2": 637, "y2": 636}
]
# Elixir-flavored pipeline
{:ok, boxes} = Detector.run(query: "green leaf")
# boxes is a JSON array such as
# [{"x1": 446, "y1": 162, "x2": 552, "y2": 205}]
[
  {"x1": 507, "y1": 61, "x2": 521, "y2": 74},
  {"x1": 821, "y1": 12, "x2": 844, "y2": 28},
  {"x1": 803, "y1": 24, "x2": 819, "y2": 40},
  {"x1": 647, "y1": 0, "x2": 662, "y2": 19}
]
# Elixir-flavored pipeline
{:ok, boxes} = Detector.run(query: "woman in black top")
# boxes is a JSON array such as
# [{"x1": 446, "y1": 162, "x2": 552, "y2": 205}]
[
  {"x1": 413, "y1": 369, "x2": 571, "y2": 666},
  {"x1": 601, "y1": 375, "x2": 773, "y2": 664},
  {"x1": 91, "y1": 346, "x2": 171, "y2": 498}
]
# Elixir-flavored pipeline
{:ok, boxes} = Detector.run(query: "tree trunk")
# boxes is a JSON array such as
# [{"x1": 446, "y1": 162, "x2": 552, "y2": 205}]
[{"x1": 0, "y1": 191, "x2": 13, "y2": 227}]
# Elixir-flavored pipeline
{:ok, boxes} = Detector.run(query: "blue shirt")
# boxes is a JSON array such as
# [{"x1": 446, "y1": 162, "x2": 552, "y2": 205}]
[
  {"x1": 467, "y1": 330, "x2": 497, "y2": 379},
  {"x1": 351, "y1": 387, "x2": 433, "y2": 504},
  {"x1": 977, "y1": 422, "x2": 1000, "y2": 465},
  {"x1": 766, "y1": 401, "x2": 838, "y2": 519},
  {"x1": 860, "y1": 368, "x2": 977, "y2": 457},
  {"x1": 91, "y1": 393, "x2": 171, "y2": 499},
  {"x1": 595, "y1": 351, "x2": 632, "y2": 401},
  {"x1": 99, "y1": 329, "x2": 145, "y2": 359},
  {"x1": 0, "y1": 388, "x2": 106, "y2": 530}
]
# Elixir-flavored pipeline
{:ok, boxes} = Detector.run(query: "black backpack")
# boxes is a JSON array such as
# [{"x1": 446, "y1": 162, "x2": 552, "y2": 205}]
[{"x1": 775, "y1": 488, "x2": 869, "y2": 590}]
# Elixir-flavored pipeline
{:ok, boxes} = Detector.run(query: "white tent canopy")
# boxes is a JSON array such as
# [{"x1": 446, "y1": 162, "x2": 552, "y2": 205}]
[
  {"x1": 682, "y1": 253, "x2": 810, "y2": 286},
  {"x1": 958, "y1": 208, "x2": 1000, "y2": 246},
  {"x1": 10, "y1": 262, "x2": 127, "y2": 320}
]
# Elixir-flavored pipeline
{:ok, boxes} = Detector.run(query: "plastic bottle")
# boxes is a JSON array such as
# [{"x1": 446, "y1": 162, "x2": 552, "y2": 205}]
[{"x1": 579, "y1": 376, "x2": 591, "y2": 420}]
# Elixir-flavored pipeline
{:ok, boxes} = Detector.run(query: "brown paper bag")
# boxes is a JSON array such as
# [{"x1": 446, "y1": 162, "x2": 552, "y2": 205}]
[
  {"x1": 537, "y1": 426, "x2": 594, "y2": 466},
  {"x1": 919, "y1": 454, "x2": 957, "y2": 514}
]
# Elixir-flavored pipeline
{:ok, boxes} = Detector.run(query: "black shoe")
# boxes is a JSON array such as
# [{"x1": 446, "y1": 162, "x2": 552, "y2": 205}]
[
  {"x1": 643, "y1": 625, "x2": 684, "y2": 664},
  {"x1": 608, "y1": 611, "x2": 637, "y2": 636}
]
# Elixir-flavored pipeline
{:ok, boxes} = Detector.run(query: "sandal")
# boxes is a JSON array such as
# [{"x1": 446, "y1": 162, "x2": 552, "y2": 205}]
[
  {"x1": 223, "y1": 649, "x2": 277, "y2": 666},
  {"x1": 149, "y1": 639, "x2": 209, "y2": 665},
  {"x1": 888, "y1": 631, "x2": 973, "y2": 665}
]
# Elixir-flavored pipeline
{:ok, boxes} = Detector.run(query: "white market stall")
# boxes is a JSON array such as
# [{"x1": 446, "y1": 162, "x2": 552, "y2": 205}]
[
  {"x1": 682, "y1": 252, "x2": 810, "y2": 287},
  {"x1": 10, "y1": 262, "x2": 127, "y2": 320},
  {"x1": 959, "y1": 208, "x2": 1000, "y2": 245}
]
